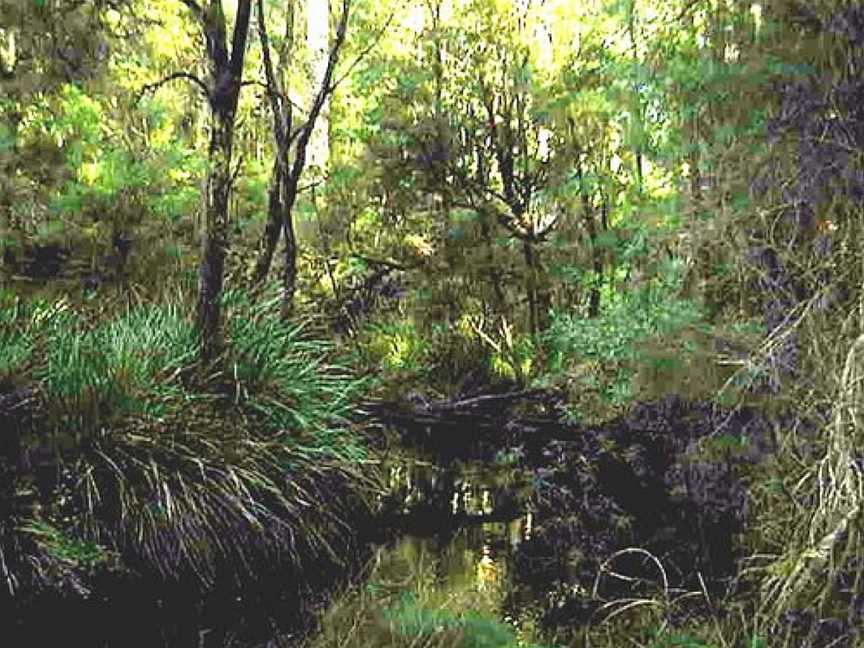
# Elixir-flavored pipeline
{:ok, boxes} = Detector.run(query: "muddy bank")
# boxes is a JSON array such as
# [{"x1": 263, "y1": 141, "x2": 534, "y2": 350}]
[
  {"x1": 2, "y1": 483, "x2": 376, "y2": 648},
  {"x1": 0, "y1": 389, "x2": 805, "y2": 645}
]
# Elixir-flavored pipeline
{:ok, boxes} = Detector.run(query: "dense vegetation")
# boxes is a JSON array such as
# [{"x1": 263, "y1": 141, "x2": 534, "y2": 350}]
[{"x1": 2, "y1": 0, "x2": 864, "y2": 646}]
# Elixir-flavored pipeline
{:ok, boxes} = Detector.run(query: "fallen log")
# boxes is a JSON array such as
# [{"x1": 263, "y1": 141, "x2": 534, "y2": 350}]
[{"x1": 361, "y1": 388, "x2": 576, "y2": 455}]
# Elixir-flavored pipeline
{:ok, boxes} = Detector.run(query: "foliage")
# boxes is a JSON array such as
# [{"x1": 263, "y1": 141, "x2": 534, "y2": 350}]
[
  {"x1": 222, "y1": 286, "x2": 372, "y2": 464},
  {"x1": 19, "y1": 519, "x2": 116, "y2": 571},
  {"x1": 385, "y1": 593, "x2": 549, "y2": 648},
  {"x1": 544, "y1": 267, "x2": 703, "y2": 416},
  {"x1": 1, "y1": 296, "x2": 197, "y2": 429},
  {"x1": 2, "y1": 288, "x2": 377, "y2": 609},
  {"x1": 4, "y1": 0, "x2": 864, "y2": 645}
]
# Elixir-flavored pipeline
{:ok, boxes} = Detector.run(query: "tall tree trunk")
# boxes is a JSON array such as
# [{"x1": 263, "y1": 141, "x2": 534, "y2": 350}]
[
  {"x1": 578, "y1": 164, "x2": 604, "y2": 318},
  {"x1": 523, "y1": 240, "x2": 537, "y2": 336},
  {"x1": 523, "y1": 239, "x2": 549, "y2": 335},
  {"x1": 251, "y1": 0, "x2": 294, "y2": 288},
  {"x1": 480, "y1": 213, "x2": 506, "y2": 311},
  {"x1": 306, "y1": 0, "x2": 331, "y2": 172},
  {"x1": 196, "y1": 110, "x2": 232, "y2": 358},
  {"x1": 251, "y1": 159, "x2": 285, "y2": 285},
  {"x1": 279, "y1": 172, "x2": 300, "y2": 318},
  {"x1": 192, "y1": 0, "x2": 254, "y2": 362},
  {"x1": 627, "y1": 0, "x2": 644, "y2": 192}
]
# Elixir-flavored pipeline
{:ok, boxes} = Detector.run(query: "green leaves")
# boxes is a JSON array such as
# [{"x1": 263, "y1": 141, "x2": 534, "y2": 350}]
[
  {"x1": 544, "y1": 274, "x2": 703, "y2": 408},
  {"x1": 21, "y1": 520, "x2": 115, "y2": 570},
  {"x1": 223, "y1": 287, "x2": 370, "y2": 452}
]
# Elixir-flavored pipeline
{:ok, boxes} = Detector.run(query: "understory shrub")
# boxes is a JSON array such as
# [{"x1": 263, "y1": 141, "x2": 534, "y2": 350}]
[{"x1": 543, "y1": 277, "x2": 703, "y2": 419}]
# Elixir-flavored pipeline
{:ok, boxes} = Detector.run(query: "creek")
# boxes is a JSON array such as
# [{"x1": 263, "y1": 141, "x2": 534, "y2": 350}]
[
  {"x1": 307, "y1": 446, "x2": 551, "y2": 648},
  {"x1": 302, "y1": 395, "x2": 773, "y2": 648}
]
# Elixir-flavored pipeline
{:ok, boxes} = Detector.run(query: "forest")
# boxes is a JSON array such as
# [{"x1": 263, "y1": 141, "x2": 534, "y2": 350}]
[{"x1": 1, "y1": 0, "x2": 863, "y2": 646}]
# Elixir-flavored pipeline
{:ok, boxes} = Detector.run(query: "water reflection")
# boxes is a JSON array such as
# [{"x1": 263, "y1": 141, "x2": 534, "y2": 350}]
[
  {"x1": 380, "y1": 453, "x2": 531, "y2": 523},
  {"x1": 305, "y1": 447, "x2": 551, "y2": 647},
  {"x1": 308, "y1": 516, "x2": 543, "y2": 648}
]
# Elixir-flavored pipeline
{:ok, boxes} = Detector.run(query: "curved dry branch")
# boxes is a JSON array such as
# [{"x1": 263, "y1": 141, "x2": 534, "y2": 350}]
[{"x1": 134, "y1": 71, "x2": 210, "y2": 106}]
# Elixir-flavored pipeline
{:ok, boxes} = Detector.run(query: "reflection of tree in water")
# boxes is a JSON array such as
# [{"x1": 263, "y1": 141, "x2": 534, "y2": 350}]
[
  {"x1": 476, "y1": 543, "x2": 498, "y2": 593},
  {"x1": 308, "y1": 484, "x2": 544, "y2": 647}
]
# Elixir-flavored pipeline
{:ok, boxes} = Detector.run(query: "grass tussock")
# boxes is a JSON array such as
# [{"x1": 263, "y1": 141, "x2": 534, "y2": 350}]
[{"x1": 0, "y1": 286, "x2": 379, "y2": 625}]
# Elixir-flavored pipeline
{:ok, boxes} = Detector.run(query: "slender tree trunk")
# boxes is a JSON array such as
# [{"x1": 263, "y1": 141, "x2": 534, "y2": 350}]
[
  {"x1": 577, "y1": 164, "x2": 603, "y2": 318},
  {"x1": 196, "y1": 109, "x2": 232, "y2": 358},
  {"x1": 306, "y1": 0, "x2": 331, "y2": 172},
  {"x1": 194, "y1": 0, "x2": 253, "y2": 362},
  {"x1": 585, "y1": 202, "x2": 604, "y2": 318},
  {"x1": 251, "y1": 0, "x2": 350, "y2": 317},
  {"x1": 522, "y1": 240, "x2": 537, "y2": 335},
  {"x1": 627, "y1": 0, "x2": 644, "y2": 192},
  {"x1": 251, "y1": 159, "x2": 285, "y2": 285},
  {"x1": 523, "y1": 239, "x2": 549, "y2": 335},
  {"x1": 279, "y1": 173, "x2": 300, "y2": 318},
  {"x1": 684, "y1": 9, "x2": 702, "y2": 206},
  {"x1": 480, "y1": 214, "x2": 505, "y2": 310}
]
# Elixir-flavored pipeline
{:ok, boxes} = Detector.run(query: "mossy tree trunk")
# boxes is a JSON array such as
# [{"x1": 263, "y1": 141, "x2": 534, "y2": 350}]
[{"x1": 182, "y1": 0, "x2": 254, "y2": 361}]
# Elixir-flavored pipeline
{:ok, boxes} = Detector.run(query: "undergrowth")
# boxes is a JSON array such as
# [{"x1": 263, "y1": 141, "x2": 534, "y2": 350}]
[{"x1": 0, "y1": 285, "x2": 379, "y2": 636}]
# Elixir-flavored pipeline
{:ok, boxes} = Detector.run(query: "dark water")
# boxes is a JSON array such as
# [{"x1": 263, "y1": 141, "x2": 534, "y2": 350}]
[
  {"x1": 306, "y1": 398, "x2": 774, "y2": 648},
  {"x1": 307, "y1": 452, "x2": 548, "y2": 647}
]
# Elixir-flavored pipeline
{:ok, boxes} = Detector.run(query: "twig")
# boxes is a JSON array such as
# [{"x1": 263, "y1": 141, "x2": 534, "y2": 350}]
[
  {"x1": 328, "y1": 3, "x2": 403, "y2": 93},
  {"x1": 134, "y1": 71, "x2": 210, "y2": 106},
  {"x1": 420, "y1": 389, "x2": 548, "y2": 413}
]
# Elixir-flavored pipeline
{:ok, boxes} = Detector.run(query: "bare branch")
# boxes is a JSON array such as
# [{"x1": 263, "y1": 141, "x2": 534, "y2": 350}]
[
  {"x1": 179, "y1": 0, "x2": 203, "y2": 17},
  {"x1": 328, "y1": 3, "x2": 402, "y2": 93},
  {"x1": 134, "y1": 71, "x2": 210, "y2": 106}
]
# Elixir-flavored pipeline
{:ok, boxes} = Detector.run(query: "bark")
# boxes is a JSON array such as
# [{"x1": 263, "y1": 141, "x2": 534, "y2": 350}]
[
  {"x1": 586, "y1": 202, "x2": 605, "y2": 319},
  {"x1": 578, "y1": 164, "x2": 604, "y2": 318},
  {"x1": 197, "y1": 102, "x2": 234, "y2": 359},
  {"x1": 279, "y1": 181, "x2": 299, "y2": 318},
  {"x1": 522, "y1": 240, "x2": 538, "y2": 335},
  {"x1": 627, "y1": 0, "x2": 644, "y2": 192},
  {"x1": 480, "y1": 213, "x2": 506, "y2": 310},
  {"x1": 522, "y1": 239, "x2": 550, "y2": 336},
  {"x1": 192, "y1": 0, "x2": 254, "y2": 362},
  {"x1": 251, "y1": 158, "x2": 285, "y2": 285},
  {"x1": 252, "y1": 0, "x2": 351, "y2": 318}
]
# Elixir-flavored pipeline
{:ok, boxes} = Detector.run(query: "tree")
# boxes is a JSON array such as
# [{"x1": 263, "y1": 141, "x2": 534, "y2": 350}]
[
  {"x1": 251, "y1": 0, "x2": 351, "y2": 318},
  {"x1": 179, "y1": 0, "x2": 253, "y2": 360}
]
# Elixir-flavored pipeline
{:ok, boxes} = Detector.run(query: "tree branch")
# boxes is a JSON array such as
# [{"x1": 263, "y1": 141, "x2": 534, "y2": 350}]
[
  {"x1": 328, "y1": 4, "x2": 400, "y2": 93},
  {"x1": 256, "y1": 0, "x2": 287, "y2": 151},
  {"x1": 179, "y1": 0, "x2": 203, "y2": 16},
  {"x1": 134, "y1": 71, "x2": 210, "y2": 106}
]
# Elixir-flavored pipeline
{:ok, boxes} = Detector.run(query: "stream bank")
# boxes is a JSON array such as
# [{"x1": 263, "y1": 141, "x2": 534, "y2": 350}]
[
  {"x1": 0, "y1": 388, "x2": 801, "y2": 646},
  {"x1": 308, "y1": 393, "x2": 778, "y2": 647}
]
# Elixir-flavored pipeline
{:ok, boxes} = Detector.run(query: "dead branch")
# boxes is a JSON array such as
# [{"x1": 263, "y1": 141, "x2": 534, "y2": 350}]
[{"x1": 134, "y1": 71, "x2": 210, "y2": 106}]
